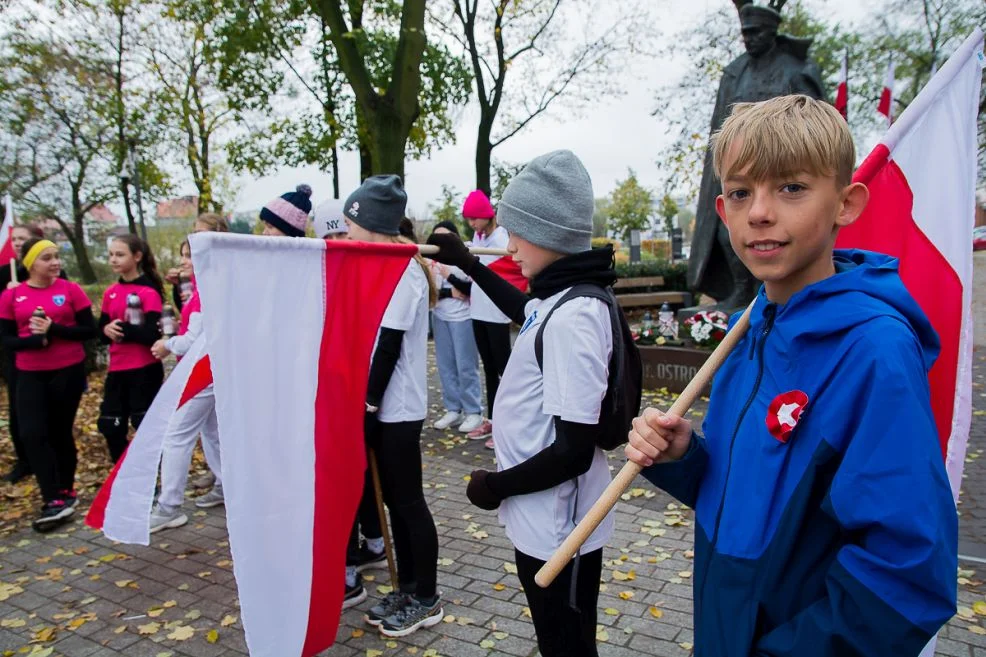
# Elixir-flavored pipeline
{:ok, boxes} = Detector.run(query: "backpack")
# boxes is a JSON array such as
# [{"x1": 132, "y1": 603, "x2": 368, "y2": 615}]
[{"x1": 534, "y1": 283, "x2": 643, "y2": 450}]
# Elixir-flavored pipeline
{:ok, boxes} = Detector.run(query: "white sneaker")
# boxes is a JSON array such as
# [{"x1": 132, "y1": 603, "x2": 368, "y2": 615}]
[
  {"x1": 149, "y1": 505, "x2": 188, "y2": 533},
  {"x1": 432, "y1": 411, "x2": 462, "y2": 430},
  {"x1": 194, "y1": 487, "x2": 225, "y2": 508},
  {"x1": 458, "y1": 414, "x2": 484, "y2": 433}
]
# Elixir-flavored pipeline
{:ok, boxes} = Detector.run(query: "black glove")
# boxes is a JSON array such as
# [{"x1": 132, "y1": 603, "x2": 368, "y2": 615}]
[
  {"x1": 426, "y1": 231, "x2": 479, "y2": 273},
  {"x1": 466, "y1": 469, "x2": 503, "y2": 510}
]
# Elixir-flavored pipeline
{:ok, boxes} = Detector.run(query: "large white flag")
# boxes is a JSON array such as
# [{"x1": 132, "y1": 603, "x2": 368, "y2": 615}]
[{"x1": 190, "y1": 233, "x2": 415, "y2": 657}]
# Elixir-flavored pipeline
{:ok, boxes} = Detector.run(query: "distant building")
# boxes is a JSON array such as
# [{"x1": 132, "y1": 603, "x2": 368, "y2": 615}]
[{"x1": 156, "y1": 196, "x2": 198, "y2": 223}]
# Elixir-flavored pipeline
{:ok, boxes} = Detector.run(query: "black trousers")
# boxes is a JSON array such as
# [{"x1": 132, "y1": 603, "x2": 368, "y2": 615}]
[
  {"x1": 3, "y1": 355, "x2": 28, "y2": 467},
  {"x1": 347, "y1": 447, "x2": 383, "y2": 565},
  {"x1": 367, "y1": 416, "x2": 438, "y2": 599},
  {"x1": 515, "y1": 548, "x2": 603, "y2": 657},
  {"x1": 99, "y1": 362, "x2": 164, "y2": 462},
  {"x1": 17, "y1": 362, "x2": 86, "y2": 502},
  {"x1": 472, "y1": 320, "x2": 511, "y2": 416}
]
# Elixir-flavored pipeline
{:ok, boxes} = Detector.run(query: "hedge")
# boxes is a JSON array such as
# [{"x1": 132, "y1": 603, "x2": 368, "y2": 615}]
[{"x1": 615, "y1": 260, "x2": 689, "y2": 291}]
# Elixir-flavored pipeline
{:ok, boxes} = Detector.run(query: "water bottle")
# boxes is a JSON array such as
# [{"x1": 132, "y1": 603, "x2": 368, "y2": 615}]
[
  {"x1": 160, "y1": 304, "x2": 177, "y2": 337},
  {"x1": 179, "y1": 273, "x2": 194, "y2": 298},
  {"x1": 642, "y1": 311, "x2": 653, "y2": 331},
  {"x1": 31, "y1": 306, "x2": 46, "y2": 320},
  {"x1": 124, "y1": 293, "x2": 143, "y2": 326}
]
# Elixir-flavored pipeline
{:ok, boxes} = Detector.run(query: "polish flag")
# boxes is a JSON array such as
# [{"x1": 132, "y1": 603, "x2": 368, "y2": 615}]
[
  {"x1": 835, "y1": 28, "x2": 983, "y2": 501},
  {"x1": 190, "y1": 234, "x2": 416, "y2": 657},
  {"x1": 834, "y1": 50, "x2": 848, "y2": 120},
  {"x1": 0, "y1": 194, "x2": 17, "y2": 265},
  {"x1": 86, "y1": 336, "x2": 213, "y2": 541},
  {"x1": 877, "y1": 56, "x2": 895, "y2": 125}
]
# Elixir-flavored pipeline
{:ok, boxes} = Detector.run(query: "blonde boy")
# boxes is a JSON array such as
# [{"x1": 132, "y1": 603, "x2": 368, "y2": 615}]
[{"x1": 627, "y1": 95, "x2": 956, "y2": 656}]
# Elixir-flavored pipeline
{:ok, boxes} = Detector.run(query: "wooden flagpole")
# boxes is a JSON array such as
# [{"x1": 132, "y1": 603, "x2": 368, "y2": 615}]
[{"x1": 534, "y1": 300, "x2": 756, "y2": 588}]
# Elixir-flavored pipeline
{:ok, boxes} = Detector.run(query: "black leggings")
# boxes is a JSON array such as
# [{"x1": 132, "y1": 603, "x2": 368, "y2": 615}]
[
  {"x1": 368, "y1": 417, "x2": 438, "y2": 599},
  {"x1": 515, "y1": 548, "x2": 603, "y2": 657},
  {"x1": 3, "y1": 356, "x2": 27, "y2": 468},
  {"x1": 99, "y1": 362, "x2": 164, "y2": 462},
  {"x1": 17, "y1": 362, "x2": 86, "y2": 502},
  {"x1": 347, "y1": 448, "x2": 383, "y2": 565},
  {"x1": 472, "y1": 320, "x2": 511, "y2": 415}
]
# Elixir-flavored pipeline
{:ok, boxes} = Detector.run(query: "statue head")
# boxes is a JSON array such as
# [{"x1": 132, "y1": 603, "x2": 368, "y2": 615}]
[{"x1": 738, "y1": 2, "x2": 783, "y2": 58}]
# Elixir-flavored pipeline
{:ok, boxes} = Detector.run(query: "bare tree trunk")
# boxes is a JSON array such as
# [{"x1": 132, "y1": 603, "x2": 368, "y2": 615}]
[{"x1": 475, "y1": 115, "x2": 494, "y2": 195}]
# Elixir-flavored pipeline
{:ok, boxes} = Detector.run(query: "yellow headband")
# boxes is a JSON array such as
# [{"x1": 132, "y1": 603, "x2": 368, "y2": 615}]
[{"x1": 23, "y1": 240, "x2": 57, "y2": 271}]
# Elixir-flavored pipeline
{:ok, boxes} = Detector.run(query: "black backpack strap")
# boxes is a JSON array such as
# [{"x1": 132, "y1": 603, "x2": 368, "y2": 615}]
[{"x1": 533, "y1": 284, "x2": 623, "y2": 415}]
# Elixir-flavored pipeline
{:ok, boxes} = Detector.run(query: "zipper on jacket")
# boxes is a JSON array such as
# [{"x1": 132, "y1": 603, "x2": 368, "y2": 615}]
[{"x1": 699, "y1": 303, "x2": 776, "y2": 607}]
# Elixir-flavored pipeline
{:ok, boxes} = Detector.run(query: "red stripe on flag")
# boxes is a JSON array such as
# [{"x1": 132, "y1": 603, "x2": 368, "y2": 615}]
[
  {"x1": 877, "y1": 87, "x2": 892, "y2": 121},
  {"x1": 836, "y1": 144, "x2": 960, "y2": 456},
  {"x1": 84, "y1": 445, "x2": 128, "y2": 531},
  {"x1": 488, "y1": 255, "x2": 528, "y2": 292},
  {"x1": 179, "y1": 356, "x2": 212, "y2": 407},
  {"x1": 835, "y1": 82, "x2": 848, "y2": 120},
  {"x1": 301, "y1": 241, "x2": 417, "y2": 657},
  {"x1": 0, "y1": 226, "x2": 15, "y2": 264},
  {"x1": 86, "y1": 353, "x2": 213, "y2": 531}
]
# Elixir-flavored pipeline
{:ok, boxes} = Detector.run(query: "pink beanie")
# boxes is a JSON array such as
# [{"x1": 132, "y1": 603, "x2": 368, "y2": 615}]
[{"x1": 462, "y1": 190, "x2": 495, "y2": 219}]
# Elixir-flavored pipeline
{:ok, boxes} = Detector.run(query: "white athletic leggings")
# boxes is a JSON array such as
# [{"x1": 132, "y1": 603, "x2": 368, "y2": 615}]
[{"x1": 157, "y1": 384, "x2": 222, "y2": 511}]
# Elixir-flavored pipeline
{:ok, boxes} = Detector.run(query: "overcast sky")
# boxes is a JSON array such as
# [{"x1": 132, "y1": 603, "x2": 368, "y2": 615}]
[{"x1": 229, "y1": 0, "x2": 871, "y2": 218}]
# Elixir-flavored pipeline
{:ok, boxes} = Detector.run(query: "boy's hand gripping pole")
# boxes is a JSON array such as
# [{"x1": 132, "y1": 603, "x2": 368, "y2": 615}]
[{"x1": 534, "y1": 300, "x2": 756, "y2": 588}]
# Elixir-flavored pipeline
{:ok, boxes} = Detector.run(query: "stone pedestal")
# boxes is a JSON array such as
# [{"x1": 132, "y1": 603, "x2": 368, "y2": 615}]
[{"x1": 639, "y1": 345, "x2": 712, "y2": 395}]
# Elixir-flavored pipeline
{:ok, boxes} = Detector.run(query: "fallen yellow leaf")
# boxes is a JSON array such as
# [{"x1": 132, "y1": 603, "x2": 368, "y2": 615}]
[
  {"x1": 351, "y1": 628, "x2": 364, "y2": 638},
  {"x1": 138, "y1": 622, "x2": 161, "y2": 635},
  {"x1": 493, "y1": 583, "x2": 506, "y2": 591},
  {"x1": 649, "y1": 606, "x2": 664, "y2": 618},
  {"x1": 163, "y1": 600, "x2": 177, "y2": 608},
  {"x1": 974, "y1": 601, "x2": 986, "y2": 616},
  {"x1": 206, "y1": 629, "x2": 219, "y2": 644},
  {"x1": 167, "y1": 625, "x2": 195, "y2": 641},
  {"x1": 221, "y1": 615, "x2": 237, "y2": 627}
]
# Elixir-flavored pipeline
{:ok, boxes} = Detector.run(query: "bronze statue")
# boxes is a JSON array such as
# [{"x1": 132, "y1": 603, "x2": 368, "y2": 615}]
[{"x1": 688, "y1": 0, "x2": 826, "y2": 308}]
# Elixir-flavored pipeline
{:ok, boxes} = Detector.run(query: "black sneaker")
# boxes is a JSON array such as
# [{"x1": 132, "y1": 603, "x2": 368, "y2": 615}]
[
  {"x1": 364, "y1": 591, "x2": 409, "y2": 627},
  {"x1": 343, "y1": 574, "x2": 367, "y2": 610},
  {"x1": 32, "y1": 500, "x2": 74, "y2": 532},
  {"x1": 355, "y1": 543, "x2": 387, "y2": 573},
  {"x1": 3, "y1": 461, "x2": 32, "y2": 484},
  {"x1": 379, "y1": 595, "x2": 444, "y2": 637},
  {"x1": 59, "y1": 490, "x2": 78, "y2": 509}
]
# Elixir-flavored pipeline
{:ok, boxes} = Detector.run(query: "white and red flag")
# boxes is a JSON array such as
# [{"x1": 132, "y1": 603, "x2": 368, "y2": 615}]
[
  {"x1": 191, "y1": 234, "x2": 416, "y2": 657},
  {"x1": 86, "y1": 336, "x2": 213, "y2": 541},
  {"x1": 1, "y1": 193, "x2": 17, "y2": 264},
  {"x1": 836, "y1": 28, "x2": 984, "y2": 500},
  {"x1": 877, "y1": 55, "x2": 895, "y2": 125},
  {"x1": 834, "y1": 50, "x2": 848, "y2": 120}
]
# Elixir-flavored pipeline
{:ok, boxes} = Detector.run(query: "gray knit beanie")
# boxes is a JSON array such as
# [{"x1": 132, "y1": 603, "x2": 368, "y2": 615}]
[
  {"x1": 343, "y1": 175, "x2": 407, "y2": 236},
  {"x1": 497, "y1": 150, "x2": 594, "y2": 254}
]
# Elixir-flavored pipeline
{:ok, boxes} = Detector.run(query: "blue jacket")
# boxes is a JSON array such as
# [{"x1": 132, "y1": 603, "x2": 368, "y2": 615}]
[{"x1": 643, "y1": 250, "x2": 957, "y2": 657}]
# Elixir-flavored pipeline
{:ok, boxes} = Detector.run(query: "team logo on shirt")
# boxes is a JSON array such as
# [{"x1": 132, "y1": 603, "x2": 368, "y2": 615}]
[
  {"x1": 519, "y1": 310, "x2": 538, "y2": 335},
  {"x1": 109, "y1": 293, "x2": 117, "y2": 299},
  {"x1": 52, "y1": 295, "x2": 66, "y2": 307},
  {"x1": 765, "y1": 390, "x2": 809, "y2": 444},
  {"x1": 15, "y1": 296, "x2": 26, "y2": 303}
]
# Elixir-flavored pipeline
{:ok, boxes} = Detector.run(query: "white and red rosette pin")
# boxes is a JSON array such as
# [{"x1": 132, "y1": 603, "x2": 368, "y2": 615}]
[{"x1": 765, "y1": 390, "x2": 809, "y2": 444}]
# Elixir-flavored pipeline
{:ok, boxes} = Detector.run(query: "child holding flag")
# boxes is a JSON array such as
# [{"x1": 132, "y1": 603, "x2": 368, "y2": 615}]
[
  {"x1": 0, "y1": 237, "x2": 95, "y2": 530},
  {"x1": 341, "y1": 175, "x2": 443, "y2": 638},
  {"x1": 97, "y1": 235, "x2": 166, "y2": 463},
  {"x1": 427, "y1": 150, "x2": 619, "y2": 657},
  {"x1": 625, "y1": 95, "x2": 956, "y2": 656}
]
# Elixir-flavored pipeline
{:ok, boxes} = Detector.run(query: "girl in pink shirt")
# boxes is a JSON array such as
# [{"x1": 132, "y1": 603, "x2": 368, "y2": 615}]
[
  {"x1": 0, "y1": 237, "x2": 96, "y2": 531},
  {"x1": 97, "y1": 235, "x2": 165, "y2": 463}
]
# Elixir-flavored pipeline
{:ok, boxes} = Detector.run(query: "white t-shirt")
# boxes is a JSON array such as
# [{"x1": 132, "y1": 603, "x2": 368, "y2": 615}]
[
  {"x1": 376, "y1": 260, "x2": 430, "y2": 423},
  {"x1": 429, "y1": 261, "x2": 471, "y2": 323},
  {"x1": 493, "y1": 288, "x2": 615, "y2": 560},
  {"x1": 468, "y1": 226, "x2": 511, "y2": 324}
]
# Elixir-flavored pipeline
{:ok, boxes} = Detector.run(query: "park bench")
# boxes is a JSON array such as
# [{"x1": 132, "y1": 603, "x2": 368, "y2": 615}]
[{"x1": 613, "y1": 276, "x2": 693, "y2": 310}]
